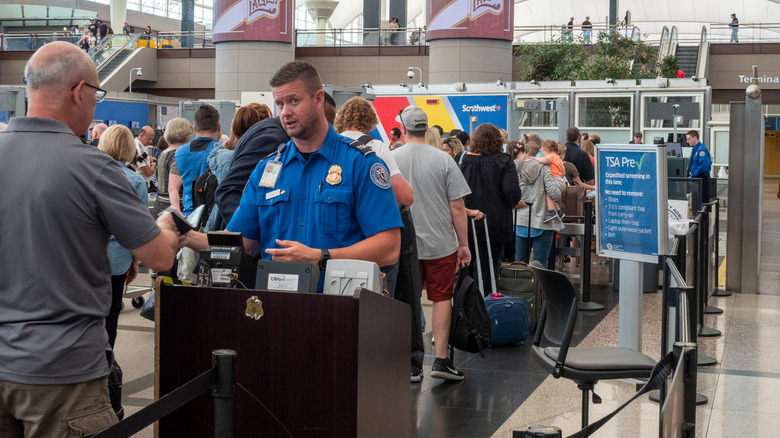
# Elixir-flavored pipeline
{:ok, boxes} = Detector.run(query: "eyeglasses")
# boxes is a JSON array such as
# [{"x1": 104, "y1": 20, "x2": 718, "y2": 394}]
[
  {"x1": 71, "y1": 81, "x2": 107, "y2": 103},
  {"x1": 398, "y1": 109, "x2": 405, "y2": 129}
]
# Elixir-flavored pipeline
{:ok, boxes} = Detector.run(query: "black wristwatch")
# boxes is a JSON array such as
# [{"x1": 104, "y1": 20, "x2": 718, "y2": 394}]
[{"x1": 318, "y1": 249, "x2": 331, "y2": 271}]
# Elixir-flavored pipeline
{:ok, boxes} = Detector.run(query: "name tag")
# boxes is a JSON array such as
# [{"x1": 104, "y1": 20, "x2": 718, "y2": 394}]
[{"x1": 266, "y1": 189, "x2": 282, "y2": 200}]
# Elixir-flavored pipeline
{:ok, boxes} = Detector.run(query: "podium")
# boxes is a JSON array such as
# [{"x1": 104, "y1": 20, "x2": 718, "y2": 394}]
[{"x1": 155, "y1": 285, "x2": 411, "y2": 437}]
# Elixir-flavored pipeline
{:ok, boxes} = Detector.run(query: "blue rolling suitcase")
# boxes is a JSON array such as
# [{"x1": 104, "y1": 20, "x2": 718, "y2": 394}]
[{"x1": 484, "y1": 293, "x2": 530, "y2": 346}]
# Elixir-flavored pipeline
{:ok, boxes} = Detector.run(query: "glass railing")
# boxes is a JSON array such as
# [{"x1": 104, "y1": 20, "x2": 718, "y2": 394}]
[
  {"x1": 92, "y1": 34, "x2": 138, "y2": 69},
  {"x1": 295, "y1": 27, "x2": 426, "y2": 47},
  {"x1": 709, "y1": 22, "x2": 780, "y2": 43},
  {"x1": 0, "y1": 32, "x2": 84, "y2": 51},
  {"x1": 155, "y1": 31, "x2": 214, "y2": 49}
]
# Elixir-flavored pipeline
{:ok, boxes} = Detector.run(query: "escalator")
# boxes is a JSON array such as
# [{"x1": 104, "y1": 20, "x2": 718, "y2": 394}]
[
  {"x1": 98, "y1": 50, "x2": 133, "y2": 82},
  {"x1": 90, "y1": 34, "x2": 143, "y2": 88}
]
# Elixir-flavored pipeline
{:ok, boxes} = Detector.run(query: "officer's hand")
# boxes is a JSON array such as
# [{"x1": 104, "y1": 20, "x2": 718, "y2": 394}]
[{"x1": 266, "y1": 239, "x2": 320, "y2": 264}]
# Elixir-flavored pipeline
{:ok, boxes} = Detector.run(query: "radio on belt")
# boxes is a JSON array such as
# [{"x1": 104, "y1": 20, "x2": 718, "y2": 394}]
[{"x1": 198, "y1": 232, "x2": 256, "y2": 288}]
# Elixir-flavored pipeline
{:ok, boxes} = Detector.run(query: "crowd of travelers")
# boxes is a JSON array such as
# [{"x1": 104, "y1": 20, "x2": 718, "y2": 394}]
[{"x1": 0, "y1": 44, "x2": 716, "y2": 435}]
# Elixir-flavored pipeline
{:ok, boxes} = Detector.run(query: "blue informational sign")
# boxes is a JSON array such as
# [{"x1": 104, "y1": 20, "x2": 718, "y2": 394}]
[
  {"x1": 596, "y1": 145, "x2": 668, "y2": 263},
  {"x1": 93, "y1": 100, "x2": 149, "y2": 129},
  {"x1": 446, "y1": 95, "x2": 508, "y2": 131}
]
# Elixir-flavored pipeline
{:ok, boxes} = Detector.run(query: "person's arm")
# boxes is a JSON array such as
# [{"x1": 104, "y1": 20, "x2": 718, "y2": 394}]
[
  {"x1": 541, "y1": 167, "x2": 563, "y2": 201},
  {"x1": 264, "y1": 228, "x2": 401, "y2": 268},
  {"x1": 130, "y1": 213, "x2": 181, "y2": 272},
  {"x1": 448, "y1": 198, "x2": 471, "y2": 268},
  {"x1": 139, "y1": 157, "x2": 156, "y2": 177},
  {"x1": 168, "y1": 173, "x2": 182, "y2": 213},
  {"x1": 501, "y1": 157, "x2": 522, "y2": 206},
  {"x1": 391, "y1": 173, "x2": 414, "y2": 206},
  {"x1": 531, "y1": 155, "x2": 551, "y2": 164},
  {"x1": 573, "y1": 176, "x2": 595, "y2": 190},
  {"x1": 465, "y1": 208, "x2": 483, "y2": 219},
  {"x1": 582, "y1": 156, "x2": 595, "y2": 186}
]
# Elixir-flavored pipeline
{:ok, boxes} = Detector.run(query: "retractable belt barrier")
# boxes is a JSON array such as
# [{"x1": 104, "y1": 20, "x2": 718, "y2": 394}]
[{"x1": 94, "y1": 349, "x2": 236, "y2": 438}]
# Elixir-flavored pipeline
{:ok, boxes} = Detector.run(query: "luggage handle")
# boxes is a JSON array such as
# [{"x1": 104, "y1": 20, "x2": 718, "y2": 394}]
[
  {"x1": 469, "y1": 217, "x2": 485, "y2": 295},
  {"x1": 481, "y1": 215, "x2": 498, "y2": 296}
]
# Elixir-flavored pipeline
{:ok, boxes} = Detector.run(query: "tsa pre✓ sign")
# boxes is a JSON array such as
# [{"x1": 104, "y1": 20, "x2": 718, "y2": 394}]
[{"x1": 596, "y1": 145, "x2": 668, "y2": 263}]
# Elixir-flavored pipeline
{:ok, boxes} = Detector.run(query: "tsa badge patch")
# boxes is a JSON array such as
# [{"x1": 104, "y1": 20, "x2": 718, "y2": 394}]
[
  {"x1": 370, "y1": 163, "x2": 391, "y2": 189},
  {"x1": 245, "y1": 296, "x2": 264, "y2": 320},
  {"x1": 326, "y1": 165, "x2": 343, "y2": 185}
]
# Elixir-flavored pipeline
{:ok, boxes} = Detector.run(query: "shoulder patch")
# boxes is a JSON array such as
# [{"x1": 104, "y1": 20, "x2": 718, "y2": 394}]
[
  {"x1": 370, "y1": 163, "x2": 392, "y2": 189},
  {"x1": 349, "y1": 139, "x2": 376, "y2": 156}
]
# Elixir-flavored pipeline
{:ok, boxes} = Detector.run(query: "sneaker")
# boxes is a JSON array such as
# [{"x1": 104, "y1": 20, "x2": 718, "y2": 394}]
[
  {"x1": 543, "y1": 210, "x2": 557, "y2": 223},
  {"x1": 431, "y1": 358, "x2": 465, "y2": 381},
  {"x1": 557, "y1": 210, "x2": 566, "y2": 220},
  {"x1": 411, "y1": 366, "x2": 423, "y2": 383}
]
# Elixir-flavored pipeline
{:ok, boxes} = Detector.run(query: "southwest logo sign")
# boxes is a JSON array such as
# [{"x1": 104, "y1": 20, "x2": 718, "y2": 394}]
[{"x1": 462, "y1": 104, "x2": 501, "y2": 112}]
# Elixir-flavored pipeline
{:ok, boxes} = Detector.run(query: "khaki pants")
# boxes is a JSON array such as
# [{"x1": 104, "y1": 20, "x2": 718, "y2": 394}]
[{"x1": 0, "y1": 377, "x2": 117, "y2": 438}]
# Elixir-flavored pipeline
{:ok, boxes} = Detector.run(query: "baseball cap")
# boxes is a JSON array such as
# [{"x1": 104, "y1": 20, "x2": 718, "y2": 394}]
[
  {"x1": 633, "y1": 131, "x2": 643, "y2": 138},
  {"x1": 395, "y1": 105, "x2": 428, "y2": 130}
]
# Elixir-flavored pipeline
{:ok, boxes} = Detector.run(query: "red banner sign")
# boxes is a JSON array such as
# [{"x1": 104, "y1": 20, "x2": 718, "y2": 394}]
[
  {"x1": 427, "y1": 0, "x2": 513, "y2": 41},
  {"x1": 212, "y1": 0, "x2": 292, "y2": 43}
]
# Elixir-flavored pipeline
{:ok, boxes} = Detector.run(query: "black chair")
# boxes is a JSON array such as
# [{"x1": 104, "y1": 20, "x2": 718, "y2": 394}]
[{"x1": 529, "y1": 262, "x2": 656, "y2": 429}]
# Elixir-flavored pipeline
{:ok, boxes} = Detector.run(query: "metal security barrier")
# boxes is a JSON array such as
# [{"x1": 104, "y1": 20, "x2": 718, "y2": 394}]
[{"x1": 94, "y1": 349, "x2": 236, "y2": 438}]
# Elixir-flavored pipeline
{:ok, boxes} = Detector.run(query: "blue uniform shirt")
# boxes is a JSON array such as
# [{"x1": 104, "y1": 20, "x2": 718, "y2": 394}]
[
  {"x1": 227, "y1": 125, "x2": 403, "y2": 280},
  {"x1": 689, "y1": 141, "x2": 712, "y2": 178}
]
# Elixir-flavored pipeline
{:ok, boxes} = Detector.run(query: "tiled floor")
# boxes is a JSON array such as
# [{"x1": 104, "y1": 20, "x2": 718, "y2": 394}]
[{"x1": 112, "y1": 179, "x2": 780, "y2": 437}]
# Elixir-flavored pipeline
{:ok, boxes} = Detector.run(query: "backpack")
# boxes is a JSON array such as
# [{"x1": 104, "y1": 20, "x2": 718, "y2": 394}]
[
  {"x1": 191, "y1": 167, "x2": 218, "y2": 228},
  {"x1": 449, "y1": 269, "x2": 491, "y2": 357}
]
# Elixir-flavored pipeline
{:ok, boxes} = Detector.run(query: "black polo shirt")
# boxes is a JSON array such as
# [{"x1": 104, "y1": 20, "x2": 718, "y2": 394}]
[{"x1": 564, "y1": 141, "x2": 595, "y2": 182}]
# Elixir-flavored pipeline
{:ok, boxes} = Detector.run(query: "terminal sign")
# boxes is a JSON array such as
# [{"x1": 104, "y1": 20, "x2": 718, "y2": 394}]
[{"x1": 597, "y1": 146, "x2": 666, "y2": 263}]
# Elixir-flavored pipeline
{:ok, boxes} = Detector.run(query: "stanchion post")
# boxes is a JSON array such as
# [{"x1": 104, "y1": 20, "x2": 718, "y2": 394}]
[
  {"x1": 213, "y1": 349, "x2": 237, "y2": 438},
  {"x1": 582, "y1": 200, "x2": 593, "y2": 302}
]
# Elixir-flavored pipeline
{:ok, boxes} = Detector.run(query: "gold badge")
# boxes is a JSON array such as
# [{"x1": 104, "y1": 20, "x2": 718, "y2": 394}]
[
  {"x1": 326, "y1": 165, "x2": 342, "y2": 185},
  {"x1": 245, "y1": 296, "x2": 264, "y2": 320}
]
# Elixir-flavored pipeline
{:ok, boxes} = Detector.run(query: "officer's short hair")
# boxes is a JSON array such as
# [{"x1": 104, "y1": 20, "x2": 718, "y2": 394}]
[
  {"x1": 686, "y1": 130, "x2": 699, "y2": 139},
  {"x1": 270, "y1": 61, "x2": 323, "y2": 97}
]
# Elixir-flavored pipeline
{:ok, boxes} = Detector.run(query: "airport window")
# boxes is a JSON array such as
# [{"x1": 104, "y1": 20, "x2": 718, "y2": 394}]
[
  {"x1": 577, "y1": 96, "x2": 631, "y2": 128},
  {"x1": 643, "y1": 95, "x2": 702, "y2": 129}
]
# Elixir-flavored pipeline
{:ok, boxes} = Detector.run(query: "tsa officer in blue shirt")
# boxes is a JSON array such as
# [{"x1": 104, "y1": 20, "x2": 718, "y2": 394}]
[
  {"x1": 184, "y1": 61, "x2": 401, "y2": 289},
  {"x1": 686, "y1": 129, "x2": 712, "y2": 203}
]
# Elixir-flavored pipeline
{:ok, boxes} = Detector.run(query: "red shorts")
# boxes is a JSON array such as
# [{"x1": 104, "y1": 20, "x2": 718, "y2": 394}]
[{"x1": 419, "y1": 252, "x2": 458, "y2": 302}]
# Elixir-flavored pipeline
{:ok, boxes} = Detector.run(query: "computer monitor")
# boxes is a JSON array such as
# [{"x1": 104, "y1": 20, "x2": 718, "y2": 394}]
[
  {"x1": 668, "y1": 157, "x2": 688, "y2": 178},
  {"x1": 666, "y1": 142, "x2": 682, "y2": 157},
  {"x1": 667, "y1": 133, "x2": 685, "y2": 143}
]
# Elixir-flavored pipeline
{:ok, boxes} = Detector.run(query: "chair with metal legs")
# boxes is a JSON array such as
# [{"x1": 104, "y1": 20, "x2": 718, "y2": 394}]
[{"x1": 529, "y1": 261, "x2": 657, "y2": 429}]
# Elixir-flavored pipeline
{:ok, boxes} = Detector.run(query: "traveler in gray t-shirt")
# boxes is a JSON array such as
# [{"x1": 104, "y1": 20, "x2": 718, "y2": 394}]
[
  {"x1": 0, "y1": 42, "x2": 182, "y2": 436},
  {"x1": 393, "y1": 105, "x2": 471, "y2": 381}
]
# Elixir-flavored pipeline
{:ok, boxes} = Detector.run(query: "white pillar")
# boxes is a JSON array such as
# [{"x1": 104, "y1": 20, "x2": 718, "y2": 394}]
[{"x1": 110, "y1": 0, "x2": 127, "y2": 35}]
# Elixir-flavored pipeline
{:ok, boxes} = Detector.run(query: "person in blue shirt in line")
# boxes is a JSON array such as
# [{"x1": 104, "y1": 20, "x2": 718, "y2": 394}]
[
  {"x1": 184, "y1": 61, "x2": 402, "y2": 290},
  {"x1": 686, "y1": 129, "x2": 712, "y2": 203}
]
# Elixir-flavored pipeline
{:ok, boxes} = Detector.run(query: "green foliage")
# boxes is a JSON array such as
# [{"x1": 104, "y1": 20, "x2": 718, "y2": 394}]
[
  {"x1": 514, "y1": 36, "x2": 588, "y2": 82},
  {"x1": 515, "y1": 27, "x2": 659, "y2": 82},
  {"x1": 579, "y1": 97, "x2": 632, "y2": 127},
  {"x1": 659, "y1": 55, "x2": 679, "y2": 78}
]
